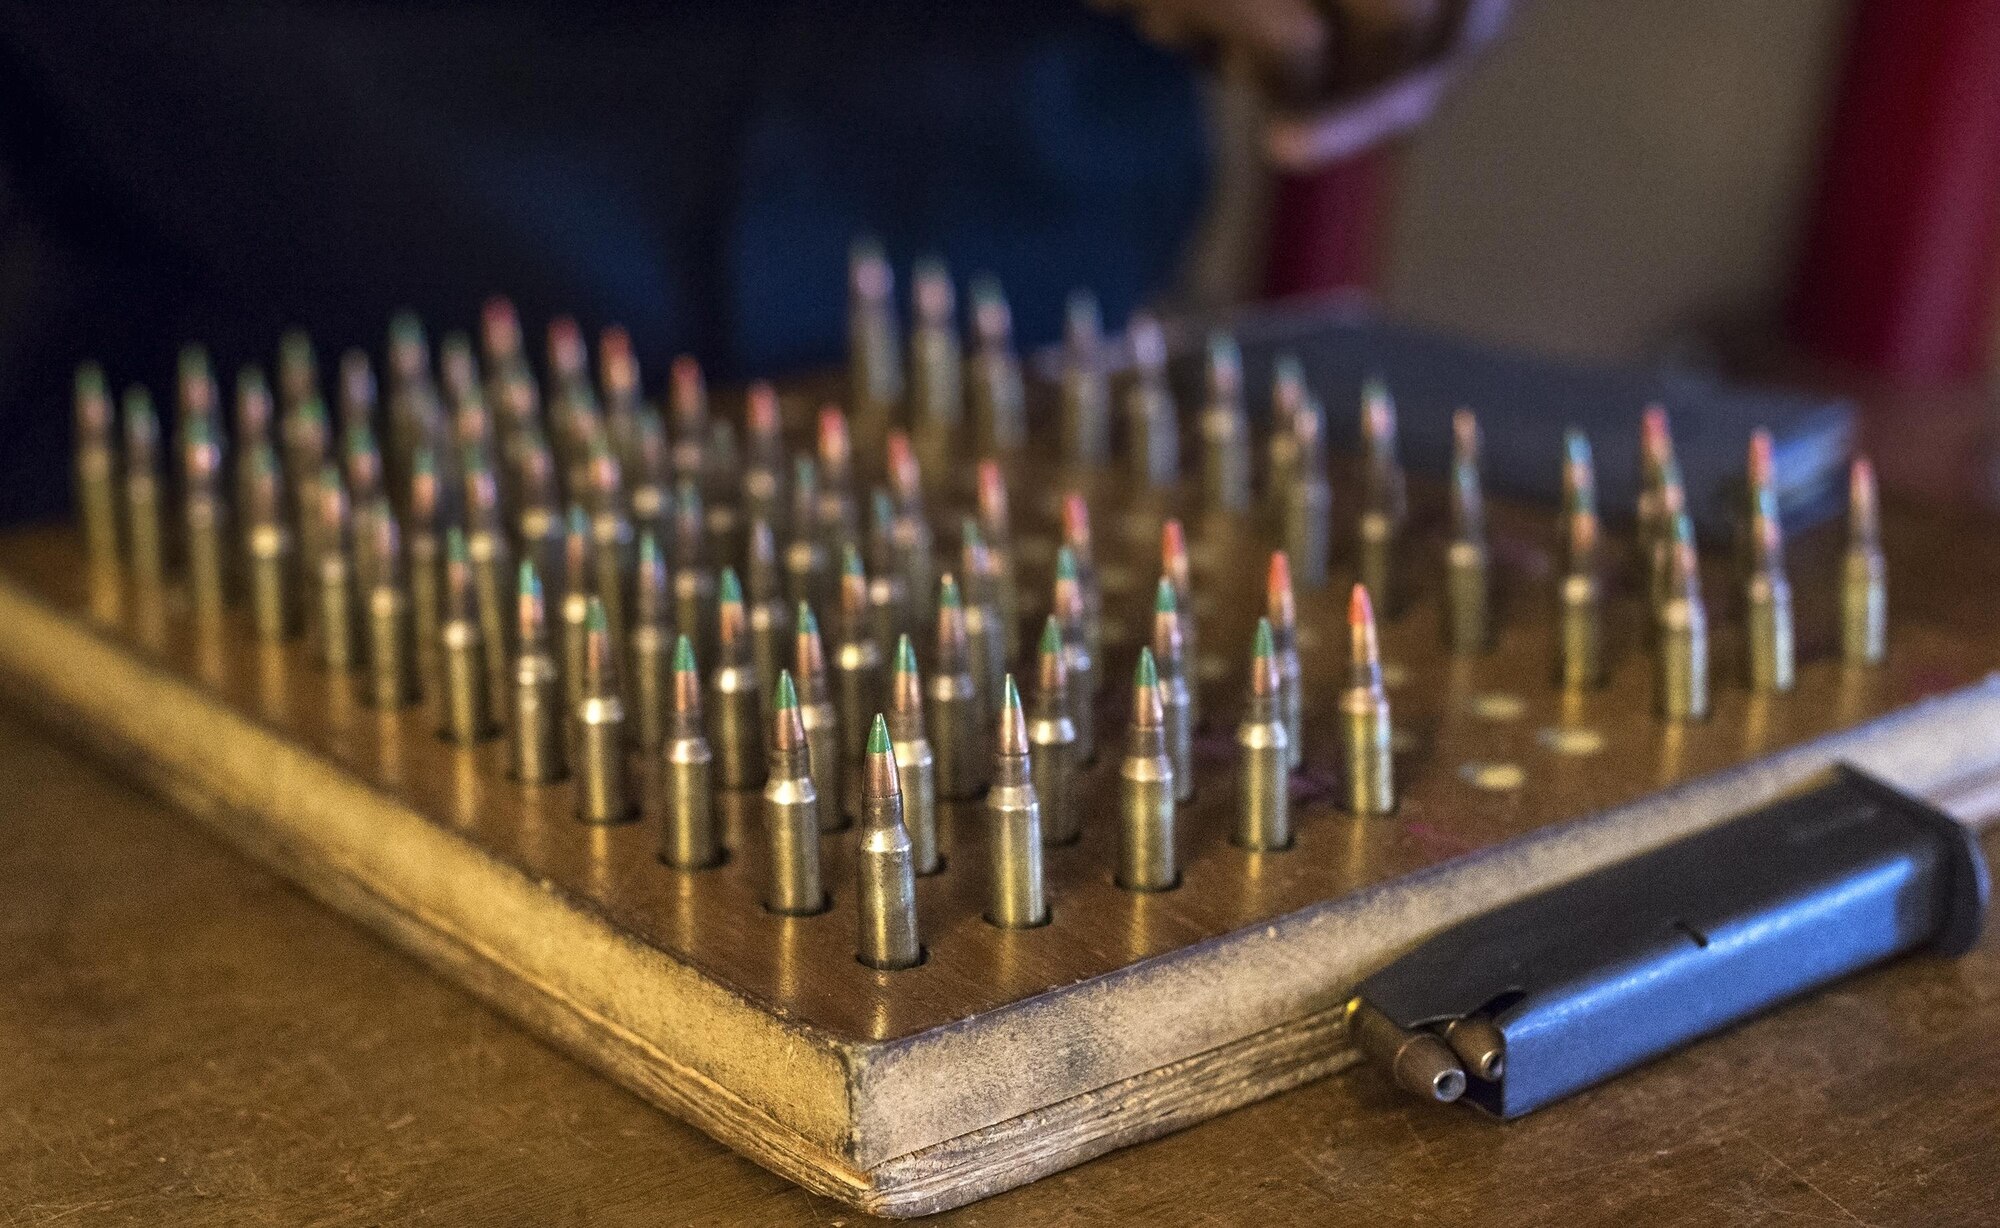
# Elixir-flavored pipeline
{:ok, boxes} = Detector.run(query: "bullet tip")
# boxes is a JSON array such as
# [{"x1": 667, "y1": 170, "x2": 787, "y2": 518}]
[
  {"x1": 1061, "y1": 492, "x2": 1090, "y2": 543},
  {"x1": 868, "y1": 713, "x2": 891, "y2": 755},
  {"x1": 1641, "y1": 403, "x2": 1672, "y2": 462},
  {"x1": 673, "y1": 634, "x2": 696, "y2": 673},
  {"x1": 1748, "y1": 427, "x2": 1774, "y2": 487},
  {"x1": 1135, "y1": 647, "x2": 1159, "y2": 690},
  {"x1": 1055, "y1": 546, "x2": 1079, "y2": 583},
  {"x1": 1038, "y1": 615, "x2": 1063, "y2": 656},
  {"x1": 775, "y1": 670, "x2": 798, "y2": 712},
  {"x1": 1154, "y1": 576, "x2": 1177, "y2": 614},
  {"x1": 1254, "y1": 617, "x2": 1275, "y2": 660},
  {"x1": 718, "y1": 567, "x2": 743, "y2": 606}
]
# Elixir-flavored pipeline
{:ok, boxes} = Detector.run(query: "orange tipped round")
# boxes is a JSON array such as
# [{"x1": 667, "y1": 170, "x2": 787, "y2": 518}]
[
  {"x1": 670, "y1": 355, "x2": 705, "y2": 426},
  {"x1": 1349, "y1": 583, "x2": 1381, "y2": 671},
  {"x1": 977, "y1": 460, "x2": 1008, "y2": 530},
  {"x1": 1641, "y1": 404, "x2": 1673, "y2": 466},
  {"x1": 1061, "y1": 492, "x2": 1091, "y2": 552},
  {"x1": 1267, "y1": 551, "x2": 1296, "y2": 628},
  {"x1": 745, "y1": 380, "x2": 780, "y2": 440},
  {"x1": 1161, "y1": 519, "x2": 1189, "y2": 587},
  {"x1": 1748, "y1": 427, "x2": 1775, "y2": 489},
  {"x1": 1452, "y1": 408, "x2": 1480, "y2": 464},
  {"x1": 818, "y1": 405, "x2": 850, "y2": 472},
  {"x1": 886, "y1": 430, "x2": 921, "y2": 504}
]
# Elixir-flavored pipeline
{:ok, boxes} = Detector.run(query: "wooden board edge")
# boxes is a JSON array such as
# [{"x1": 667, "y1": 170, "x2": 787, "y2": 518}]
[{"x1": 0, "y1": 578, "x2": 871, "y2": 1195}]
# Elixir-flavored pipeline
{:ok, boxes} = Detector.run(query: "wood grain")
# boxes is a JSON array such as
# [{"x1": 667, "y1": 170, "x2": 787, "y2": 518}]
[
  {"x1": 2, "y1": 447, "x2": 1998, "y2": 1213},
  {"x1": 1, "y1": 701, "x2": 1995, "y2": 1226}
]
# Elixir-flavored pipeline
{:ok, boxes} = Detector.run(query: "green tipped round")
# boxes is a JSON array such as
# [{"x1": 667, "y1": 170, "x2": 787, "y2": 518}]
[
  {"x1": 796, "y1": 602, "x2": 820, "y2": 635},
  {"x1": 895, "y1": 634, "x2": 919, "y2": 676},
  {"x1": 76, "y1": 362, "x2": 106, "y2": 397},
  {"x1": 1254, "y1": 617, "x2": 1275, "y2": 659},
  {"x1": 673, "y1": 634, "x2": 696, "y2": 673},
  {"x1": 775, "y1": 669, "x2": 799, "y2": 712},
  {"x1": 586, "y1": 596, "x2": 610, "y2": 635},
  {"x1": 961, "y1": 516, "x2": 984, "y2": 548},
  {"x1": 1004, "y1": 674, "x2": 1022, "y2": 709},
  {"x1": 566, "y1": 502, "x2": 589, "y2": 536},
  {"x1": 1038, "y1": 615, "x2": 1063, "y2": 656},
  {"x1": 842, "y1": 543, "x2": 865, "y2": 577},
  {"x1": 639, "y1": 531, "x2": 663, "y2": 569},
  {"x1": 1135, "y1": 647, "x2": 1159, "y2": 689},
  {"x1": 519, "y1": 559, "x2": 541, "y2": 598},
  {"x1": 938, "y1": 575, "x2": 963, "y2": 608},
  {"x1": 718, "y1": 567, "x2": 744, "y2": 606},
  {"x1": 1055, "y1": 545, "x2": 1079, "y2": 583},
  {"x1": 1154, "y1": 576, "x2": 1177, "y2": 614},
  {"x1": 868, "y1": 713, "x2": 892, "y2": 755},
  {"x1": 389, "y1": 309, "x2": 424, "y2": 347}
]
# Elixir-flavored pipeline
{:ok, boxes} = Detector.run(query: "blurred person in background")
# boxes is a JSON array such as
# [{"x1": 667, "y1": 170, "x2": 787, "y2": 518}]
[{"x1": 0, "y1": 0, "x2": 1504, "y2": 520}]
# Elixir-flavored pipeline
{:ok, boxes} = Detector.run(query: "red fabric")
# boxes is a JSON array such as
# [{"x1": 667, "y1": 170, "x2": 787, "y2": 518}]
[
  {"x1": 1263, "y1": 150, "x2": 1392, "y2": 298},
  {"x1": 1789, "y1": 0, "x2": 2000, "y2": 380}
]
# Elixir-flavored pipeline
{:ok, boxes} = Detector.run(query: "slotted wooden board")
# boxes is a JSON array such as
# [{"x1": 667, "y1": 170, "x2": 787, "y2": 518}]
[{"x1": 3, "y1": 425, "x2": 1996, "y2": 1216}]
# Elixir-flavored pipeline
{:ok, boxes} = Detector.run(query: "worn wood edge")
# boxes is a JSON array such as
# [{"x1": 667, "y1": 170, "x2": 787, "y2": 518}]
[
  {"x1": 0, "y1": 578, "x2": 876, "y2": 1196},
  {"x1": 10, "y1": 570, "x2": 2000, "y2": 1215},
  {"x1": 848, "y1": 672, "x2": 2000, "y2": 1174},
  {"x1": 0, "y1": 579, "x2": 1413, "y2": 1217},
  {"x1": 859, "y1": 1008, "x2": 1360, "y2": 1216}
]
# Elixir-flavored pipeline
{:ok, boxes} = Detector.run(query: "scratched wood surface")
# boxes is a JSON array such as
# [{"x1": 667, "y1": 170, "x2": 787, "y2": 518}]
[
  {"x1": 1, "y1": 694, "x2": 1996, "y2": 1227},
  {"x1": 0, "y1": 459, "x2": 1984, "y2": 1049},
  {"x1": 13, "y1": 307, "x2": 2000, "y2": 1220},
  {"x1": 5, "y1": 400, "x2": 2000, "y2": 1215}
]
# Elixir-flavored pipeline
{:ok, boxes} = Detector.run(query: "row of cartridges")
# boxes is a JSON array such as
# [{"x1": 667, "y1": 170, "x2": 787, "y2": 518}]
[{"x1": 66, "y1": 244, "x2": 1888, "y2": 969}]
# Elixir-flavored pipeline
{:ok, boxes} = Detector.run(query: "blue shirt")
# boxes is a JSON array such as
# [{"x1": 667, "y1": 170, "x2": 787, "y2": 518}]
[{"x1": 0, "y1": 1, "x2": 1207, "y2": 519}]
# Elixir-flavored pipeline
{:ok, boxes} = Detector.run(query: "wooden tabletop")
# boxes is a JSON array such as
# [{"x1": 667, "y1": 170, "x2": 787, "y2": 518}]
[
  {"x1": 10, "y1": 378, "x2": 2000, "y2": 1225},
  {"x1": 2, "y1": 692, "x2": 1996, "y2": 1226}
]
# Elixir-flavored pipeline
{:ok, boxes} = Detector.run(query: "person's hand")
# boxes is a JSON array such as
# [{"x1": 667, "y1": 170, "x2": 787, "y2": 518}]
[{"x1": 1097, "y1": 0, "x2": 1509, "y2": 168}]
